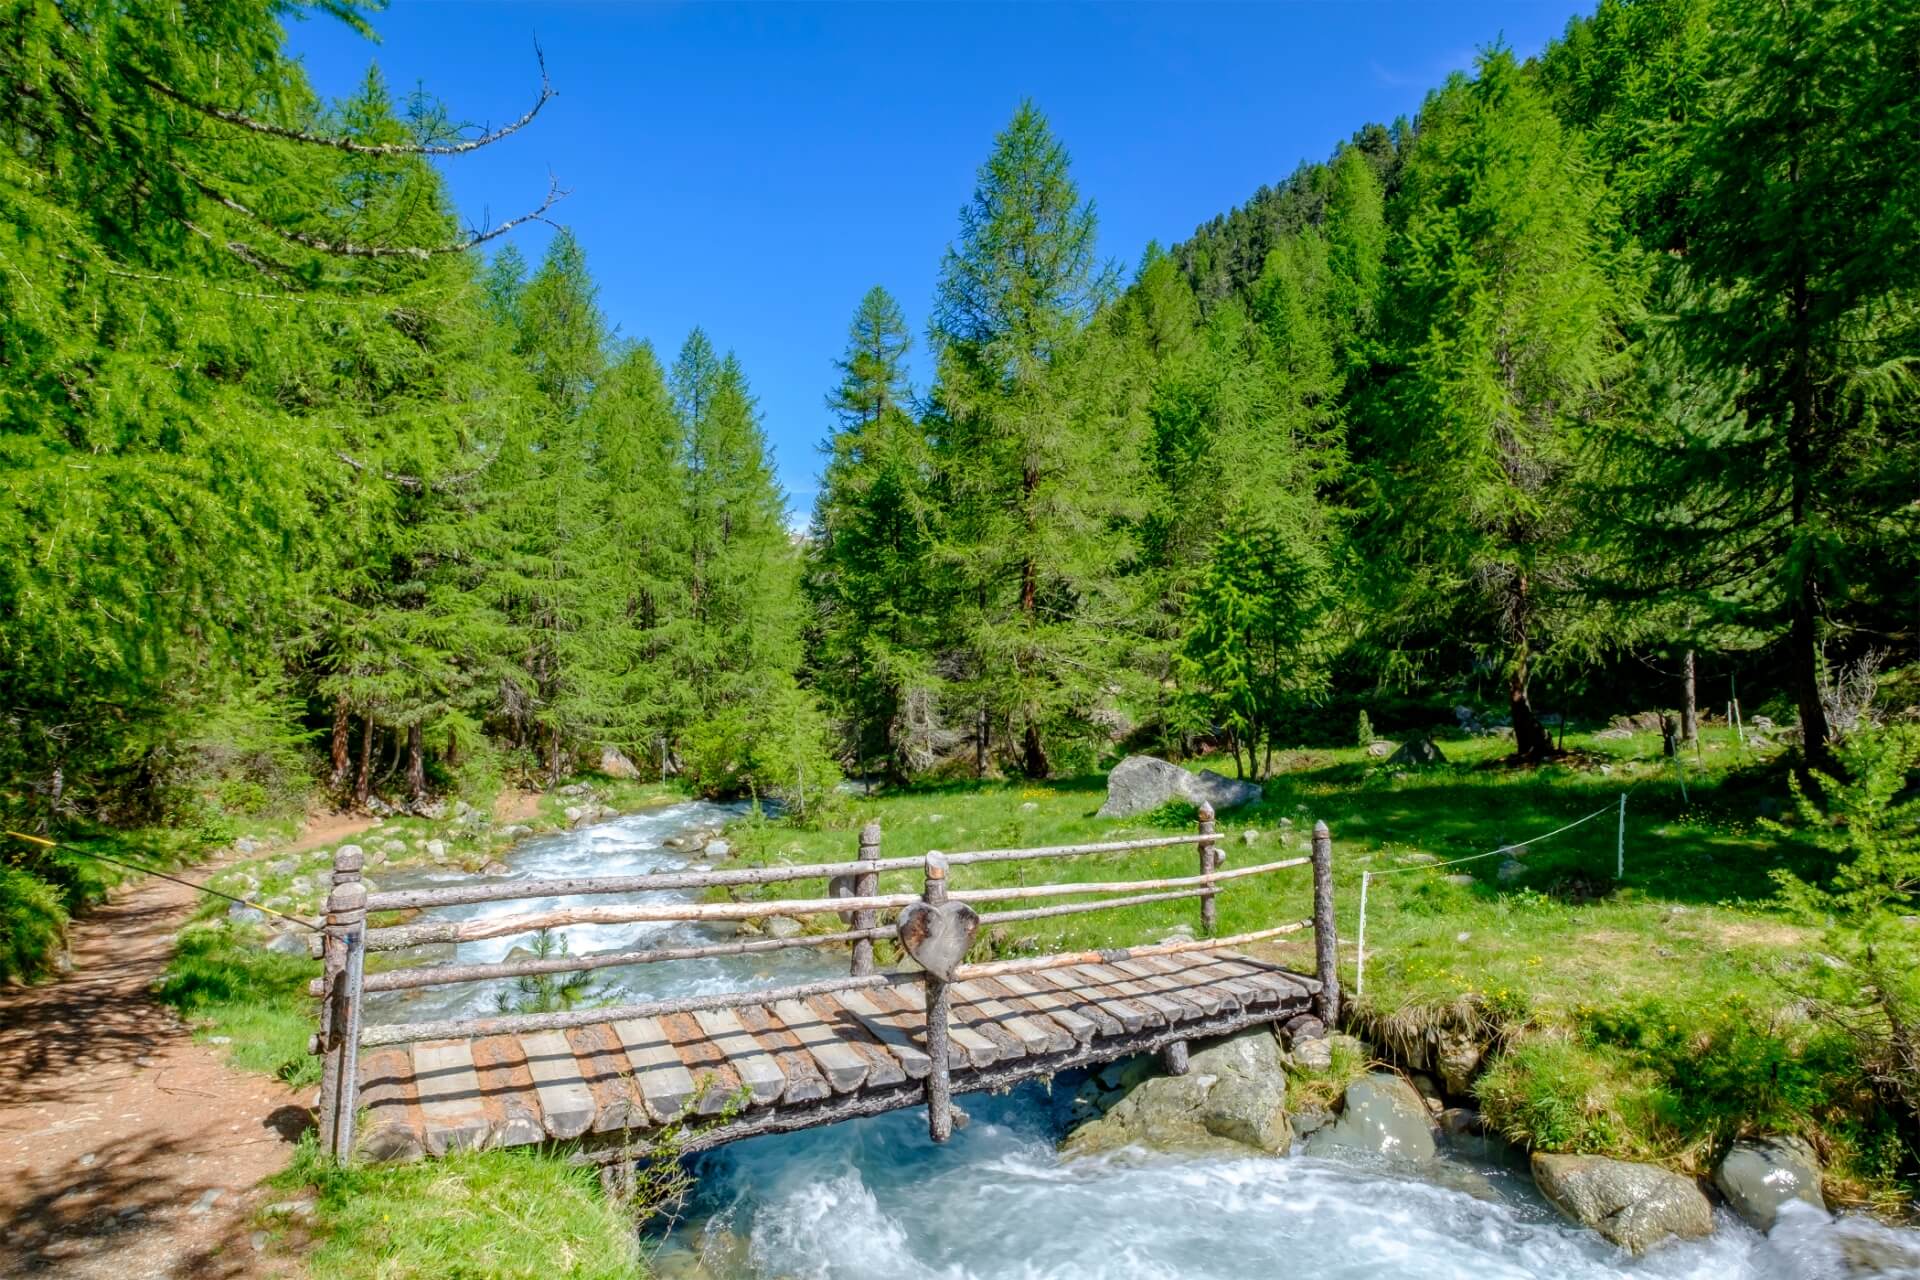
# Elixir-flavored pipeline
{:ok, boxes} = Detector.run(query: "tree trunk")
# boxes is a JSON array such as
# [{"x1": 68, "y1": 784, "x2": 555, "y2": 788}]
[
  {"x1": 975, "y1": 707, "x2": 988, "y2": 780},
  {"x1": 329, "y1": 696, "x2": 350, "y2": 791},
  {"x1": 406, "y1": 722, "x2": 426, "y2": 804},
  {"x1": 354, "y1": 716, "x2": 374, "y2": 808},
  {"x1": 1020, "y1": 720, "x2": 1050, "y2": 781},
  {"x1": 1507, "y1": 573, "x2": 1555, "y2": 762},
  {"x1": 1681, "y1": 649, "x2": 1699, "y2": 745}
]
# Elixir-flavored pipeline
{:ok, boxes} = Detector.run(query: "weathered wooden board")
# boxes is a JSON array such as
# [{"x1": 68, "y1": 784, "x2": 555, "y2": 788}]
[
  {"x1": 612, "y1": 1016, "x2": 697, "y2": 1124},
  {"x1": 468, "y1": 1034, "x2": 545, "y2": 1147},
  {"x1": 977, "y1": 975, "x2": 1095, "y2": 1046},
  {"x1": 735, "y1": 1005, "x2": 830, "y2": 1106},
  {"x1": 412, "y1": 1039, "x2": 492, "y2": 1156},
  {"x1": 770, "y1": 997, "x2": 870, "y2": 1092},
  {"x1": 890, "y1": 981, "x2": 1003, "y2": 1069},
  {"x1": 837, "y1": 988, "x2": 931, "y2": 1078},
  {"x1": 691, "y1": 1007, "x2": 786, "y2": 1106},
  {"x1": 520, "y1": 1030, "x2": 597, "y2": 1139},
  {"x1": 566, "y1": 1022, "x2": 650, "y2": 1134},
  {"x1": 356, "y1": 1047, "x2": 425, "y2": 1161},
  {"x1": 817, "y1": 995, "x2": 912, "y2": 1086},
  {"x1": 951, "y1": 981, "x2": 1073, "y2": 1055},
  {"x1": 1006, "y1": 970, "x2": 1119, "y2": 1039},
  {"x1": 1113, "y1": 959, "x2": 1228, "y2": 1017}
]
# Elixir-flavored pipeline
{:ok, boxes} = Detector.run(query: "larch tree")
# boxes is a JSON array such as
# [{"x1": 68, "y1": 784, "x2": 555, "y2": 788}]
[
  {"x1": 928, "y1": 101, "x2": 1138, "y2": 778},
  {"x1": 1355, "y1": 50, "x2": 1629, "y2": 762}
]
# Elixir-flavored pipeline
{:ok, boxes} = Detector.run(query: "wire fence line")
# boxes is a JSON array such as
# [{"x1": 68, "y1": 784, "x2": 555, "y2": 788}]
[{"x1": 1354, "y1": 794, "x2": 1629, "y2": 1001}]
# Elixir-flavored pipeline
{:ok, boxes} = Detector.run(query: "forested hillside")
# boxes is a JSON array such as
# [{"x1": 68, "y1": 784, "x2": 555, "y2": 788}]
[
  {"x1": 807, "y1": 0, "x2": 1918, "y2": 782},
  {"x1": 4, "y1": 0, "x2": 1917, "y2": 978}
]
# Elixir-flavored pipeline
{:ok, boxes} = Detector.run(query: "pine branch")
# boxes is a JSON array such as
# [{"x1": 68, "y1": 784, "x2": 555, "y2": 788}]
[{"x1": 185, "y1": 172, "x2": 567, "y2": 260}]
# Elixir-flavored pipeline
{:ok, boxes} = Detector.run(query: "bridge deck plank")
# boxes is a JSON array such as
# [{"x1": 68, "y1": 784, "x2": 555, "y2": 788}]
[{"x1": 356, "y1": 952, "x2": 1315, "y2": 1160}]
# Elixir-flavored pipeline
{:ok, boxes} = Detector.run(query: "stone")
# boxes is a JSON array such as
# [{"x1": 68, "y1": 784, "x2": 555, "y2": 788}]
[
  {"x1": 481, "y1": 860, "x2": 511, "y2": 877},
  {"x1": 1020, "y1": 801, "x2": 1039, "y2": 812},
  {"x1": 1241, "y1": 829, "x2": 1260, "y2": 845},
  {"x1": 1366, "y1": 740, "x2": 1395, "y2": 758},
  {"x1": 1712, "y1": 1136, "x2": 1826, "y2": 1232},
  {"x1": 558, "y1": 782, "x2": 591, "y2": 797},
  {"x1": 188, "y1": 1188, "x2": 223, "y2": 1215},
  {"x1": 598, "y1": 746, "x2": 641, "y2": 779},
  {"x1": 425, "y1": 839, "x2": 447, "y2": 861},
  {"x1": 1435, "y1": 1028, "x2": 1484, "y2": 1095},
  {"x1": 265, "y1": 931, "x2": 308, "y2": 956},
  {"x1": 763, "y1": 916, "x2": 805, "y2": 940},
  {"x1": 1442, "y1": 874, "x2": 1477, "y2": 887},
  {"x1": 1191, "y1": 1029, "x2": 1291, "y2": 1153},
  {"x1": 703, "y1": 838, "x2": 731, "y2": 859},
  {"x1": 383, "y1": 839, "x2": 407, "y2": 854},
  {"x1": 563, "y1": 805, "x2": 584, "y2": 824},
  {"x1": 268, "y1": 858, "x2": 299, "y2": 877},
  {"x1": 414, "y1": 798, "x2": 447, "y2": 820},
  {"x1": 1388, "y1": 737, "x2": 1447, "y2": 767},
  {"x1": 1278, "y1": 1013, "x2": 1325, "y2": 1048},
  {"x1": 1096, "y1": 755, "x2": 1262, "y2": 818},
  {"x1": 1290, "y1": 1037, "x2": 1333, "y2": 1070},
  {"x1": 1531, "y1": 1153, "x2": 1713, "y2": 1254},
  {"x1": 1063, "y1": 1030, "x2": 1290, "y2": 1157},
  {"x1": 1305, "y1": 1072, "x2": 1437, "y2": 1163},
  {"x1": 234, "y1": 837, "x2": 262, "y2": 854},
  {"x1": 501, "y1": 825, "x2": 531, "y2": 839},
  {"x1": 1496, "y1": 858, "x2": 1527, "y2": 884},
  {"x1": 226, "y1": 903, "x2": 266, "y2": 926}
]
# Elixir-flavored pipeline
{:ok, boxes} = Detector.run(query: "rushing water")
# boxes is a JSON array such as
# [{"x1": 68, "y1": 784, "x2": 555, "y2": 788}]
[{"x1": 366, "y1": 803, "x2": 1917, "y2": 1280}]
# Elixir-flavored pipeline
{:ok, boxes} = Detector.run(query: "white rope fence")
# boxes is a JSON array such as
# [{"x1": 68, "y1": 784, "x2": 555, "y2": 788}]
[{"x1": 1354, "y1": 795, "x2": 1627, "y2": 1000}]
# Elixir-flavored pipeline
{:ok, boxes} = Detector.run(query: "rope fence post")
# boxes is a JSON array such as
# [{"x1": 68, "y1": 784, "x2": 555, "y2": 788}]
[
  {"x1": 1196, "y1": 801, "x2": 1218, "y2": 937},
  {"x1": 1355, "y1": 870, "x2": 1370, "y2": 1002},
  {"x1": 850, "y1": 821, "x2": 881, "y2": 978},
  {"x1": 1616, "y1": 793, "x2": 1626, "y2": 881},
  {"x1": 1311, "y1": 820, "x2": 1339, "y2": 1026}
]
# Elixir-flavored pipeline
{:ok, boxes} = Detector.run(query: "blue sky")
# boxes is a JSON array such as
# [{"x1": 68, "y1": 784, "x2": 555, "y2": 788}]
[{"x1": 287, "y1": 2, "x2": 1583, "y2": 517}]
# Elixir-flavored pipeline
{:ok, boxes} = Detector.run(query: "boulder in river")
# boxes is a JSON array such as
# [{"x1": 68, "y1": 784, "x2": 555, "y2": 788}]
[
  {"x1": 1531, "y1": 1152, "x2": 1713, "y2": 1254},
  {"x1": 1712, "y1": 1135, "x2": 1826, "y2": 1232},
  {"x1": 1063, "y1": 1028, "x2": 1291, "y2": 1157},
  {"x1": 1096, "y1": 755, "x2": 1262, "y2": 818},
  {"x1": 1305, "y1": 1072, "x2": 1437, "y2": 1163}
]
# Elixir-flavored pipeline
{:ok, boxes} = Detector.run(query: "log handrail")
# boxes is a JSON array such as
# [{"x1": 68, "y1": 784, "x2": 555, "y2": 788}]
[{"x1": 359, "y1": 830, "x2": 1220, "y2": 913}]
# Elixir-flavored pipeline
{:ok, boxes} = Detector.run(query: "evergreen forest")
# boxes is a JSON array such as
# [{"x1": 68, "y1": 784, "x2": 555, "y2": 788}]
[{"x1": 4, "y1": 0, "x2": 1917, "y2": 977}]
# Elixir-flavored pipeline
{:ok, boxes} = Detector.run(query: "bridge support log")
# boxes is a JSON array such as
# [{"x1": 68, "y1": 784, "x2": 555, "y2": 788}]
[
  {"x1": 920, "y1": 853, "x2": 955, "y2": 1143},
  {"x1": 1162, "y1": 1039, "x2": 1190, "y2": 1076},
  {"x1": 1311, "y1": 821, "x2": 1339, "y2": 1027},
  {"x1": 1197, "y1": 802, "x2": 1218, "y2": 937},
  {"x1": 317, "y1": 845, "x2": 368, "y2": 1161},
  {"x1": 851, "y1": 821, "x2": 881, "y2": 978}
]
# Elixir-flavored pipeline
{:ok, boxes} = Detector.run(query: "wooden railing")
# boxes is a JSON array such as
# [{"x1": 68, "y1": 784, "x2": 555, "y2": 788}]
[{"x1": 309, "y1": 802, "x2": 1341, "y2": 1159}]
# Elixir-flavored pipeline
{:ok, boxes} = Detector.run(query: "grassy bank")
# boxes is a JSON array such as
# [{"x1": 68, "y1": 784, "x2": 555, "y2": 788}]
[{"x1": 724, "y1": 729, "x2": 1911, "y2": 1207}]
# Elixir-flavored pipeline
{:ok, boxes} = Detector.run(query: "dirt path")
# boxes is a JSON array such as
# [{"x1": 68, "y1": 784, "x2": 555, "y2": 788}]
[{"x1": 0, "y1": 834, "x2": 348, "y2": 1278}]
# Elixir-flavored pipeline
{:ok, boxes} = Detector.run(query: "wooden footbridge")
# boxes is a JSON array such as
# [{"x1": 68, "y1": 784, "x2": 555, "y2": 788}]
[{"x1": 308, "y1": 806, "x2": 1340, "y2": 1166}]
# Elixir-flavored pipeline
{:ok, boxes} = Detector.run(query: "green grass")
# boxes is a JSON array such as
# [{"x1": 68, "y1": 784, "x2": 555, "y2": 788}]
[
  {"x1": 158, "y1": 920, "x2": 325, "y2": 1085},
  {"x1": 269, "y1": 1137, "x2": 642, "y2": 1280},
  {"x1": 727, "y1": 727, "x2": 1910, "y2": 1204}
]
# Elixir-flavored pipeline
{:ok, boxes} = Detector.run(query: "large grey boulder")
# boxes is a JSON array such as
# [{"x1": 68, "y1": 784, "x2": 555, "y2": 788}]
[
  {"x1": 1305, "y1": 1072, "x2": 1437, "y2": 1163},
  {"x1": 1712, "y1": 1136, "x2": 1826, "y2": 1232},
  {"x1": 1096, "y1": 755, "x2": 1261, "y2": 818},
  {"x1": 1388, "y1": 736, "x2": 1447, "y2": 767},
  {"x1": 598, "y1": 746, "x2": 641, "y2": 779},
  {"x1": 1531, "y1": 1153, "x2": 1713, "y2": 1254},
  {"x1": 1063, "y1": 1028, "x2": 1291, "y2": 1156}
]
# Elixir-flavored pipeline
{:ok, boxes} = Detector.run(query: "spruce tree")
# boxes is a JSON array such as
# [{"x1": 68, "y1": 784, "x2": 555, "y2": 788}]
[{"x1": 806, "y1": 288, "x2": 941, "y2": 776}]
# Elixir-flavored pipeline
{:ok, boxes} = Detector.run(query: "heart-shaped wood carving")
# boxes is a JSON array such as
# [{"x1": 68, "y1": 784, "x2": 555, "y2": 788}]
[
  {"x1": 828, "y1": 873, "x2": 860, "y2": 924},
  {"x1": 895, "y1": 900, "x2": 980, "y2": 982}
]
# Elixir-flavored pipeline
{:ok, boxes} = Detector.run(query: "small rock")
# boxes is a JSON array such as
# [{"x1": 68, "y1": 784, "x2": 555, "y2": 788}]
[
  {"x1": 559, "y1": 782, "x2": 591, "y2": 797},
  {"x1": 1442, "y1": 874, "x2": 1477, "y2": 888},
  {"x1": 703, "y1": 839, "x2": 731, "y2": 859},
  {"x1": 78, "y1": 1152, "x2": 96, "y2": 1168},
  {"x1": 1241, "y1": 829, "x2": 1260, "y2": 845},
  {"x1": 234, "y1": 837, "x2": 262, "y2": 854},
  {"x1": 1020, "y1": 801, "x2": 1039, "y2": 812},
  {"x1": 425, "y1": 839, "x2": 446, "y2": 860},
  {"x1": 563, "y1": 805, "x2": 584, "y2": 824},
  {"x1": 1713, "y1": 1136, "x2": 1826, "y2": 1232},
  {"x1": 1291, "y1": 1038, "x2": 1333, "y2": 1070},
  {"x1": 764, "y1": 916, "x2": 805, "y2": 939},
  {"x1": 500, "y1": 825, "x2": 531, "y2": 839},
  {"x1": 926, "y1": 813, "x2": 944, "y2": 823},
  {"x1": 251, "y1": 1231, "x2": 269, "y2": 1253},
  {"x1": 1455, "y1": 931, "x2": 1472, "y2": 942},
  {"x1": 1496, "y1": 858, "x2": 1526, "y2": 884},
  {"x1": 1161, "y1": 924, "x2": 1196, "y2": 943},
  {"x1": 1366, "y1": 740, "x2": 1395, "y2": 758},
  {"x1": 226, "y1": 903, "x2": 266, "y2": 926},
  {"x1": 262, "y1": 1199, "x2": 315, "y2": 1220},
  {"x1": 268, "y1": 858, "x2": 298, "y2": 877},
  {"x1": 1531, "y1": 1152, "x2": 1713, "y2": 1254},
  {"x1": 188, "y1": 1188, "x2": 223, "y2": 1215},
  {"x1": 207, "y1": 1035, "x2": 232, "y2": 1045},
  {"x1": 383, "y1": 839, "x2": 406, "y2": 854},
  {"x1": 1435, "y1": 1028, "x2": 1484, "y2": 1095},
  {"x1": 265, "y1": 932, "x2": 308, "y2": 956},
  {"x1": 481, "y1": 860, "x2": 510, "y2": 877}
]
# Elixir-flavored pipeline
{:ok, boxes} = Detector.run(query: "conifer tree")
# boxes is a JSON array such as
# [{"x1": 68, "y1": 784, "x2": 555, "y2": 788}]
[
  {"x1": 928, "y1": 102, "x2": 1138, "y2": 778},
  {"x1": 806, "y1": 288, "x2": 941, "y2": 776},
  {"x1": 1355, "y1": 51, "x2": 1628, "y2": 762}
]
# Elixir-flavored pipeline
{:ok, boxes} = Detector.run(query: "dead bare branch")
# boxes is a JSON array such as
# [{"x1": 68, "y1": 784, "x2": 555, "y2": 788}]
[{"x1": 186, "y1": 173, "x2": 567, "y2": 260}]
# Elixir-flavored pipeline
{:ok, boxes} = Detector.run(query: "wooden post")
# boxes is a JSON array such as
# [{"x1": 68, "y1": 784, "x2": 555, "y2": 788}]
[
  {"x1": 1162, "y1": 1038, "x2": 1190, "y2": 1076},
  {"x1": 316, "y1": 845, "x2": 368, "y2": 1161},
  {"x1": 921, "y1": 852, "x2": 955, "y2": 1143},
  {"x1": 1311, "y1": 820, "x2": 1339, "y2": 1026},
  {"x1": 1196, "y1": 801, "x2": 1218, "y2": 937},
  {"x1": 850, "y1": 821, "x2": 881, "y2": 977}
]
